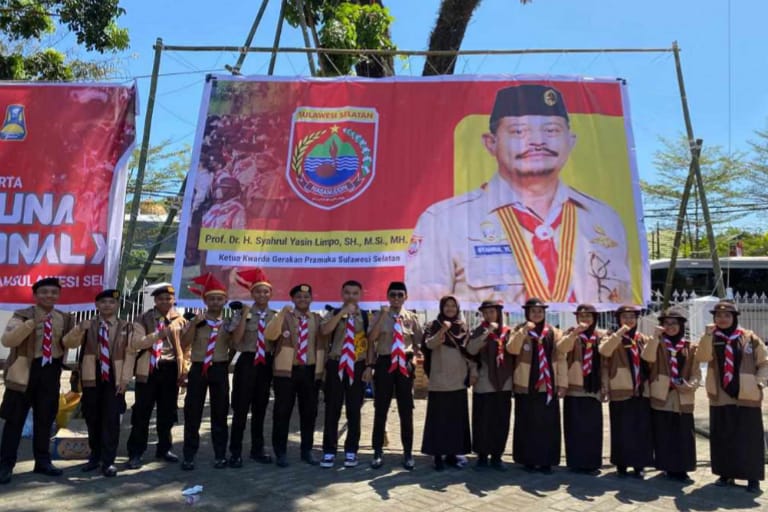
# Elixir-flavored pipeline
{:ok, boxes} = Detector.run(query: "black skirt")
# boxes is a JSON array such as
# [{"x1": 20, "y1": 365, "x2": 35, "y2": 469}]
[
  {"x1": 472, "y1": 391, "x2": 512, "y2": 456},
  {"x1": 513, "y1": 392, "x2": 561, "y2": 466},
  {"x1": 710, "y1": 405, "x2": 765, "y2": 481},
  {"x1": 564, "y1": 395, "x2": 603, "y2": 470},
  {"x1": 651, "y1": 409, "x2": 696, "y2": 473},
  {"x1": 609, "y1": 397, "x2": 654, "y2": 469},
  {"x1": 421, "y1": 389, "x2": 471, "y2": 456}
]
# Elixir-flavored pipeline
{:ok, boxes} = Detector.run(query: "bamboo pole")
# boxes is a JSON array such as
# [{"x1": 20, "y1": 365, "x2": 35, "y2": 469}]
[
  {"x1": 118, "y1": 37, "x2": 163, "y2": 290},
  {"x1": 295, "y1": 0, "x2": 317, "y2": 76},
  {"x1": 267, "y1": 0, "x2": 287, "y2": 75},
  {"x1": 228, "y1": 0, "x2": 271, "y2": 74}
]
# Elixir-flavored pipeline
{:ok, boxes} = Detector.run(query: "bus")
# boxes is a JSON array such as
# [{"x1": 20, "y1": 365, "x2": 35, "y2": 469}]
[{"x1": 650, "y1": 257, "x2": 768, "y2": 296}]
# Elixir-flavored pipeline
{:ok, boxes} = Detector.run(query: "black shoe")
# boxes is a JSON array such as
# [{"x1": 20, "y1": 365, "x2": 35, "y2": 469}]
[
  {"x1": 434, "y1": 456, "x2": 445, "y2": 471},
  {"x1": 229, "y1": 455, "x2": 243, "y2": 468},
  {"x1": 301, "y1": 452, "x2": 319, "y2": 466},
  {"x1": 250, "y1": 452, "x2": 273, "y2": 464},
  {"x1": 490, "y1": 458, "x2": 507, "y2": 472},
  {"x1": 584, "y1": 468, "x2": 601, "y2": 476},
  {"x1": 632, "y1": 467, "x2": 645, "y2": 479},
  {"x1": 616, "y1": 466, "x2": 628, "y2": 477},
  {"x1": 102, "y1": 465, "x2": 118, "y2": 477},
  {"x1": 33, "y1": 462, "x2": 63, "y2": 477},
  {"x1": 475, "y1": 456, "x2": 489, "y2": 470},
  {"x1": 370, "y1": 454, "x2": 383, "y2": 469},
  {"x1": 81, "y1": 460, "x2": 100, "y2": 472},
  {"x1": 402, "y1": 457, "x2": 415, "y2": 471},
  {"x1": 523, "y1": 464, "x2": 536, "y2": 473},
  {"x1": 747, "y1": 480, "x2": 761, "y2": 494},
  {"x1": 213, "y1": 459, "x2": 228, "y2": 469},
  {"x1": 156, "y1": 451, "x2": 179, "y2": 463},
  {"x1": 126, "y1": 456, "x2": 143, "y2": 470},
  {"x1": 539, "y1": 465, "x2": 553, "y2": 474},
  {"x1": 181, "y1": 460, "x2": 195, "y2": 471},
  {"x1": 667, "y1": 471, "x2": 692, "y2": 483},
  {"x1": 0, "y1": 466, "x2": 11, "y2": 484},
  {"x1": 275, "y1": 455, "x2": 289, "y2": 468},
  {"x1": 715, "y1": 476, "x2": 734, "y2": 487}
]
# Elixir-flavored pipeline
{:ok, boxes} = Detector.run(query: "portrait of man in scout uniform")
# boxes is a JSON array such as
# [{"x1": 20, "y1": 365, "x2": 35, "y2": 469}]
[{"x1": 405, "y1": 83, "x2": 630, "y2": 305}]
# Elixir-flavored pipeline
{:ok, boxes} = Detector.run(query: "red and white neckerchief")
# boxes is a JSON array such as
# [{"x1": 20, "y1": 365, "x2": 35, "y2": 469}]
[
  {"x1": 529, "y1": 326, "x2": 553, "y2": 404},
  {"x1": 150, "y1": 317, "x2": 165, "y2": 372},
  {"x1": 202, "y1": 319, "x2": 223, "y2": 376},
  {"x1": 714, "y1": 328, "x2": 743, "y2": 388},
  {"x1": 99, "y1": 320, "x2": 111, "y2": 382},
  {"x1": 483, "y1": 322, "x2": 505, "y2": 368},
  {"x1": 296, "y1": 315, "x2": 309, "y2": 365},
  {"x1": 580, "y1": 332, "x2": 598, "y2": 377},
  {"x1": 662, "y1": 336, "x2": 688, "y2": 383},
  {"x1": 623, "y1": 333, "x2": 642, "y2": 394},
  {"x1": 41, "y1": 313, "x2": 53, "y2": 366},
  {"x1": 338, "y1": 314, "x2": 356, "y2": 382},
  {"x1": 253, "y1": 311, "x2": 268, "y2": 366},
  {"x1": 389, "y1": 314, "x2": 409, "y2": 376}
]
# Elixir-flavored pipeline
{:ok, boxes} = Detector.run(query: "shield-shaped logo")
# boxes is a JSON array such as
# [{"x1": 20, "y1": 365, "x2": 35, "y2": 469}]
[
  {"x1": 0, "y1": 104, "x2": 27, "y2": 141},
  {"x1": 286, "y1": 107, "x2": 378, "y2": 210}
]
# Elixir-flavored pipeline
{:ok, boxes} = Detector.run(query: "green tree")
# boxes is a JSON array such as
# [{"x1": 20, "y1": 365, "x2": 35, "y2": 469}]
[
  {"x1": 747, "y1": 124, "x2": 768, "y2": 204},
  {"x1": 641, "y1": 135, "x2": 749, "y2": 255},
  {"x1": 0, "y1": 0, "x2": 129, "y2": 80}
]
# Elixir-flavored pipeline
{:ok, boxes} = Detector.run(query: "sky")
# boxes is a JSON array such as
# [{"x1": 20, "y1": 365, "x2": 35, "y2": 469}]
[{"x1": 114, "y1": 0, "x2": 766, "y2": 227}]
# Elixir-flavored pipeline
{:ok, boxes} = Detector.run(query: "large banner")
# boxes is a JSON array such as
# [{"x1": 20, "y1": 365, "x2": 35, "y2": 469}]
[
  {"x1": 174, "y1": 75, "x2": 648, "y2": 310},
  {"x1": 0, "y1": 84, "x2": 136, "y2": 310}
]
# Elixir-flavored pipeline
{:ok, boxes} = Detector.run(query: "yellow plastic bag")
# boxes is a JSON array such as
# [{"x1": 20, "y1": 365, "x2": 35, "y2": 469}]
[{"x1": 55, "y1": 392, "x2": 81, "y2": 429}]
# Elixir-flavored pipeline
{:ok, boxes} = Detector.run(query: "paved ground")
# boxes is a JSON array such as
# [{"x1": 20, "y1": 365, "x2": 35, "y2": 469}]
[{"x1": 0, "y1": 371, "x2": 766, "y2": 512}]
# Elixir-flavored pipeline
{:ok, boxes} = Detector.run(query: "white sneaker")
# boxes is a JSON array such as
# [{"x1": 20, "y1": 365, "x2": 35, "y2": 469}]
[
  {"x1": 343, "y1": 452, "x2": 359, "y2": 468},
  {"x1": 320, "y1": 454, "x2": 335, "y2": 468}
]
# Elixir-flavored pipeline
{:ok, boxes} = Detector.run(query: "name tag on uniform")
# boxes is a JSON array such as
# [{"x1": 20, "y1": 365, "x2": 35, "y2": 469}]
[
  {"x1": 473, "y1": 244, "x2": 512, "y2": 256},
  {"x1": 523, "y1": 343, "x2": 531, "y2": 351},
  {"x1": 745, "y1": 344, "x2": 753, "y2": 354}
]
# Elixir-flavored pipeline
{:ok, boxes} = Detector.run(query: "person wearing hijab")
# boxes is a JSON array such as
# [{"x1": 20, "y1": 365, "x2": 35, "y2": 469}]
[
  {"x1": 696, "y1": 301, "x2": 768, "y2": 494},
  {"x1": 466, "y1": 300, "x2": 514, "y2": 471},
  {"x1": 558, "y1": 304, "x2": 606, "y2": 474},
  {"x1": 598, "y1": 304, "x2": 654, "y2": 479},
  {"x1": 420, "y1": 296, "x2": 474, "y2": 471},
  {"x1": 506, "y1": 298, "x2": 566, "y2": 473},
  {"x1": 642, "y1": 306, "x2": 700, "y2": 483}
]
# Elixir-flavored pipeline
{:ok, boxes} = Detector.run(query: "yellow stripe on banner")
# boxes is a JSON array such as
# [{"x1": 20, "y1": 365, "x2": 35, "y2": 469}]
[
  {"x1": 496, "y1": 207, "x2": 549, "y2": 299},
  {"x1": 552, "y1": 202, "x2": 577, "y2": 301}
]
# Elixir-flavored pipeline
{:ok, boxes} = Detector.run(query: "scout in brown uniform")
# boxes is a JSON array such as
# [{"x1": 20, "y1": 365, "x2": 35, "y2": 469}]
[
  {"x1": 599, "y1": 304, "x2": 653, "y2": 478},
  {"x1": 506, "y1": 297, "x2": 566, "y2": 473},
  {"x1": 465, "y1": 299, "x2": 513, "y2": 471},
  {"x1": 180, "y1": 273, "x2": 234, "y2": 470},
  {"x1": 264, "y1": 284, "x2": 326, "y2": 468},
  {"x1": 558, "y1": 303, "x2": 607, "y2": 474},
  {"x1": 228, "y1": 268, "x2": 277, "y2": 467},
  {"x1": 63, "y1": 289, "x2": 133, "y2": 477},
  {"x1": 420, "y1": 296, "x2": 473, "y2": 471},
  {"x1": 0, "y1": 277, "x2": 74, "y2": 484},
  {"x1": 126, "y1": 285, "x2": 187, "y2": 469},
  {"x1": 696, "y1": 301, "x2": 767, "y2": 493},
  {"x1": 642, "y1": 306, "x2": 700, "y2": 483},
  {"x1": 319, "y1": 280, "x2": 370, "y2": 469},
  {"x1": 367, "y1": 281, "x2": 424, "y2": 471}
]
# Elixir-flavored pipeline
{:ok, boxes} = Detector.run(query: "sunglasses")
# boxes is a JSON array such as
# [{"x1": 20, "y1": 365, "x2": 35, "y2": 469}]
[{"x1": 388, "y1": 292, "x2": 406, "y2": 298}]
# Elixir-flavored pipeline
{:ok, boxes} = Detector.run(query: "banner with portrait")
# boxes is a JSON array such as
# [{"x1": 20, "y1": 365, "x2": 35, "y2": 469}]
[
  {"x1": 0, "y1": 83, "x2": 136, "y2": 310},
  {"x1": 174, "y1": 75, "x2": 648, "y2": 310}
]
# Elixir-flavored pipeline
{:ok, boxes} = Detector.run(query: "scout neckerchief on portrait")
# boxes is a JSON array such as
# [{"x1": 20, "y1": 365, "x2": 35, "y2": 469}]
[
  {"x1": 99, "y1": 319, "x2": 111, "y2": 382},
  {"x1": 150, "y1": 316, "x2": 165, "y2": 372},
  {"x1": 496, "y1": 201, "x2": 577, "y2": 302},
  {"x1": 41, "y1": 312, "x2": 53, "y2": 365},
  {"x1": 389, "y1": 314, "x2": 409, "y2": 376},
  {"x1": 202, "y1": 318, "x2": 222, "y2": 376},
  {"x1": 714, "y1": 328, "x2": 742, "y2": 388},
  {"x1": 622, "y1": 332, "x2": 642, "y2": 394},
  {"x1": 662, "y1": 335, "x2": 688, "y2": 385},
  {"x1": 529, "y1": 326, "x2": 553, "y2": 404},
  {"x1": 296, "y1": 314, "x2": 309, "y2": 365},
  {"x1": 580, "y1": 331, "x2": 598, "y2": 377},
  {"x1": 483, "y1": 322, "x2": 509, "y2": 368},
  {"x1": 338, "y1": 314, "x2": 356, "y2": 382},
  {"x1": 253, "y1": 310, "x2": 268, "y2": 366}
]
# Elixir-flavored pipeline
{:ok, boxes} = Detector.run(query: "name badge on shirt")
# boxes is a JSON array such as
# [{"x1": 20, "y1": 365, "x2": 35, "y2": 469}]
[
  {"x1": 473, "y1": 244, "x2": 512, "y2": 257},
  {"x1": 523, "y1": 343, "x2": 531, "y2": 352},
  {"x1": 745, "y1": 344, "x2": 753, "y2": 354}
]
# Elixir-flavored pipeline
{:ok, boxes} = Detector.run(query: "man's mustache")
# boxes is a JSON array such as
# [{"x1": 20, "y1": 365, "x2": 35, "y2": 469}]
[{"x1": 516, "y1": 148, "x2": 558, "y2": 159}]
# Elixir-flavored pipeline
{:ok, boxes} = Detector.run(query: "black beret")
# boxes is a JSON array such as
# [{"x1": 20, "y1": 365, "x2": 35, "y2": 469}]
[
  {"x1": 289, "y1": 284, "x2": 312, "y2": 297},
  {"x1": 32, "y1": 277, "x2": 61, "y2": 292},
  {"x1": 151, "y1": 285, "x2": 176, "y2": 297},
  {"x1": 523, "y1": 297, "x2": 548, "y2": 309},
  {"x1": 709, "y1": 301, "x2": 739, "y2": 315},
  {"x1": 95, "y1": 289, "x2": 120, "y2": 302},
  {"x1": 387, "y1": 281, "x2": 407, "y2": 293},
  {"x1": 489, "y1": 84, "x2": 569, "y2": 132}
]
